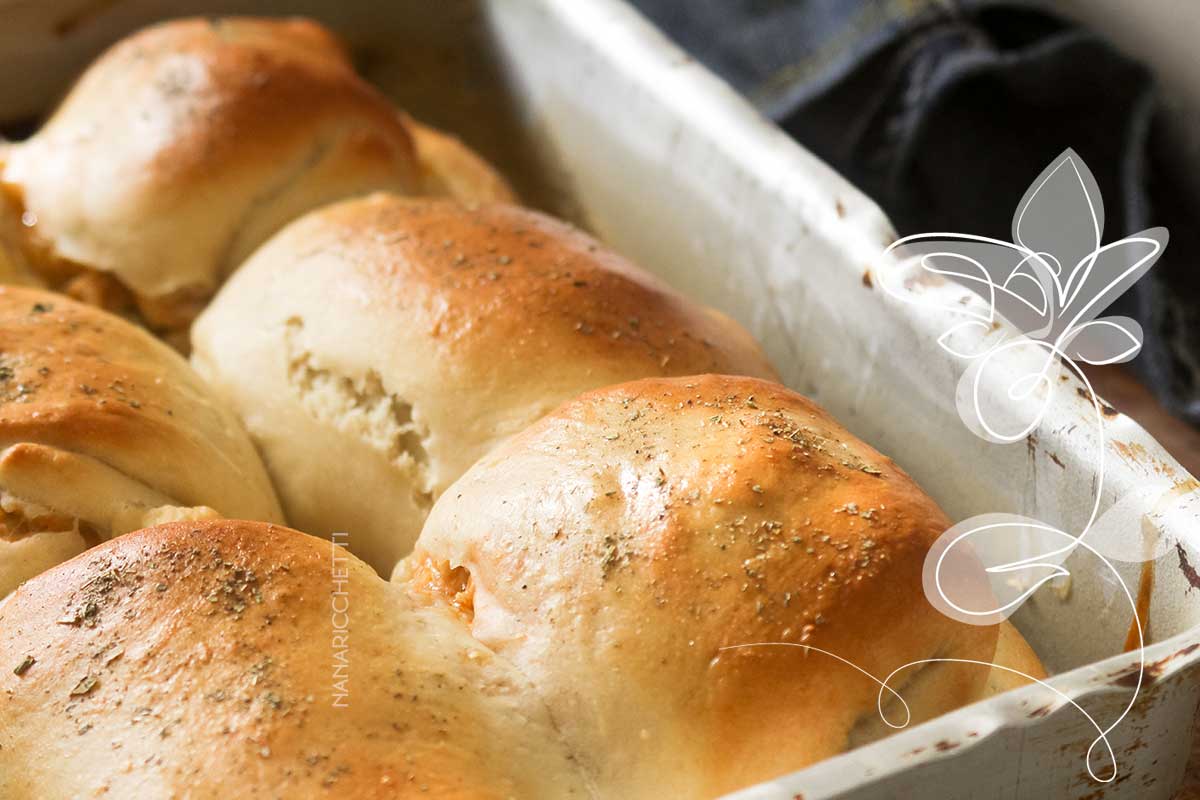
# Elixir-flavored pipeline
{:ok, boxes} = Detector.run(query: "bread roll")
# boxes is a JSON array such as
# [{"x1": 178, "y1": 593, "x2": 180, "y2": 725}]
[
  {"x1": 191, "y1": 195, "x2": 777, "y2": 574},
  {"x1": 987, "y1": 617, "x2": 1048, "y2": 696},
  {"x1": 0, "y1": 382, "x2": 1045, "y2": 798},
  {"x1": 0, "y1": 520, "x2": 589, "y2": 799},
  {"x1": 407, "y1": 374, "x2": 1042, "y2": 797},
  {"x1": 0, "y1": 17, "x2": 512, "y2": 337},
  {"x1": 0, "y1": 287, "x2": 282, "y2": 596},
  {"x1": 407, "y1": 117, "x2": 517, "y2": 204},
  {"x1": 0, "y1": 242, "x2": 39, "y2": 288},
  {"x1": 0, "y1": 174, "x2": 41, "y2": 288}
]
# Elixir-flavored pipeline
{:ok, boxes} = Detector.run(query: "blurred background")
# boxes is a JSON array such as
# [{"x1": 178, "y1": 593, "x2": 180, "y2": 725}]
[{"x1": 630, "y1": 0, "x2": 1200, "y2": 476}]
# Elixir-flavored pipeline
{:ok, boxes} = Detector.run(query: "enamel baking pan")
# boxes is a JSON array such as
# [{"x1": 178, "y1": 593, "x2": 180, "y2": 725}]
[{"x1": 1, "y1": 1, "x2": 1197, "y2": 797}]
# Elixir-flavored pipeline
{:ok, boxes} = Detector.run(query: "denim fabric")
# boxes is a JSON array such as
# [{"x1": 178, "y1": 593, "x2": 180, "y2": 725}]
[{"x1": 632, "y1": 0, "x2": 1200, "y2": 423}]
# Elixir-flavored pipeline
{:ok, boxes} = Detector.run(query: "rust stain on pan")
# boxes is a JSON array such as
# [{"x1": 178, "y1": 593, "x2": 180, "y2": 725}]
[
  {"x1": 1112, "y1": 440, "x2": 1149, "y2": 467},
  {"x1": 1105, "y1": 441, "x2": 1184, "y2": 482},
  {"x1": 1075, "y1": 385, "x2": 1118, "y2": 416},
  {"x1": 1075, "y1": 769, "x2": 1132, "y2": 796},
  {"x1": 1153, "y1": 459, "x2": 1179, "y2": 477},
  {"x1": 1112, "y1": 662, "x2": 1158, "y2": 689},
  {"x1": 1111, "y1": 643, "x2": 1200, "y2": 688},
  {"x1": 1177, "y1": 542, "x2": 1200, "y2": 593},
  {"x1": 1124, "y1": 736, "x2": 1150, "y2": 755}
]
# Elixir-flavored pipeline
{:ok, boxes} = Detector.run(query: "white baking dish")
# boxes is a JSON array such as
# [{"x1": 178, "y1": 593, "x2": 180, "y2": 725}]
[{"x1": 1, "y1": 1, "x2": 1197, "y2": 798}]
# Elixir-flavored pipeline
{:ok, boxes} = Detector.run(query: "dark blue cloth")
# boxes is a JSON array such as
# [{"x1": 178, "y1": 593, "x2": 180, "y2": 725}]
[{"x1": 632, "y1": 0, "x2": 1200, "y2": 424}]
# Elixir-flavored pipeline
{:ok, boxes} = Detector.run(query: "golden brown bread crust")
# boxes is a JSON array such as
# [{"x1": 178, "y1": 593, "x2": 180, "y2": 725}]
[
  {"x1": 409, "y1": 374, "x2": 1012, "y2": 797},
  {"x1": 191, "y1": 195, "x2": 778, "y2": 574},
  {"x1": 407, "y1": 118, "x2": 518, "y2": 204},
  {"x1": 0, "y1": 17, "x2": 512, "y2": 336},
  {"x1": 0, "y1": 380, "x2": 1044, "y2": 798},
  {"x1": 0, "y1": 286, "x2": 282, "y2": 595},
  {"x1": 0, "y1": 520, "x2": 590, "y2": 799},
  {"x1": 988, "y1": 620, "x2": 1048, "y2": 695},
  {"x1": 0, "y1": 172, "x2": 41, "y2": 288}
]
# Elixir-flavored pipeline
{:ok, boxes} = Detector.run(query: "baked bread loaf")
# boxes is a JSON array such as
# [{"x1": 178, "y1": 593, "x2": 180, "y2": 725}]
[
  {"x1": 0, "y1": 180, "x2": 40, "y2": 288},
  {"x1": 407, "y1": 117, "x2": 518, "y2": 204},
  {"x1": 191, "y1": 195, "x2": 778, "y2": 574},
  {"x1": 0, "y1": 378, "x2": 1043, "y2": 798},
  {"x1": 406, "y1": 374, "x2": 1044, "y2": 797},
  {"x1": 0, "y1": 520, "x2": 590, "y2": 799},
  {"x1": 0, "y1": 17, "x2": 513, "y2": 339},
  {"x1": 0, "y1": 287, "x2": 283, "y2": 596}
]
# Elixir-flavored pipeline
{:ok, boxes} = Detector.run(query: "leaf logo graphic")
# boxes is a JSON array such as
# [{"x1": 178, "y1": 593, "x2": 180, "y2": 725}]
[
  {"x1": 882, "y1": 148, "x2": 1166, "y2": 372},
  {"x1": 726, "y1": 150, "x2": 1181, "y2": 785},
  {"x1": 871, "y1": 148, "x2": 1186, "y2": 783}
]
